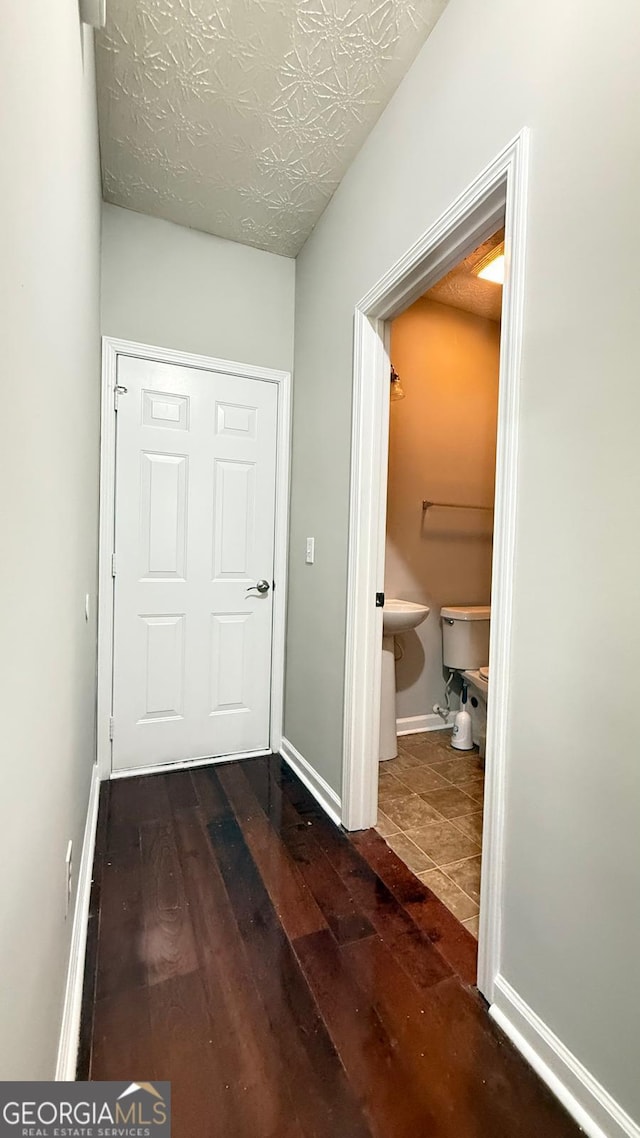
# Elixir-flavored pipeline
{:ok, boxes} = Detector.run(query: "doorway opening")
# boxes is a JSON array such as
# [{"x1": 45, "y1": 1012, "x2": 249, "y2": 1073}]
[
  {"x1": 342, "y1": 132, "x2": 528, "y2": 1002},
  {"x1": 377, "y1": 227, "x2": 504, "y2": 945}
]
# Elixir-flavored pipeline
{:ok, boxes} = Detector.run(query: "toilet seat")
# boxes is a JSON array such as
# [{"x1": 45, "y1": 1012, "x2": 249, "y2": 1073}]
[{"x1": 479, "y1": 666, "x2": 489, "y2": 681}]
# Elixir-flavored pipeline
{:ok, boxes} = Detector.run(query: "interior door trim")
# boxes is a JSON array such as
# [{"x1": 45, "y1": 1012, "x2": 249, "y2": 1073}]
[
  {"x1": 342, "y1": 129, "x2": 529, "y2": 1005},
  {"x1": 97, "y1": 337, "x2": 292, "y2": 780}
]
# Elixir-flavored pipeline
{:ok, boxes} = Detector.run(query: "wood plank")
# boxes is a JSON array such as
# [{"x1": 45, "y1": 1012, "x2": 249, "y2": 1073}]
[
  {"x1": 275, "y1": 757, "x2": 328, "y2": 823},
  {"x1": 242, "y1": 755, "x2": 305, "y2": 829},
  {"x1": 206, "y1": 804, "x2": 374, "y2": 1138},
  {"x1": 216, "y1": 765, "x2": 328, "y2": 941},
  {"x1": 173, "y1": 808, "x2": 308, "y2": 1138},
  {"x1": 107, "y1": 773, "x2": 172, "y2": 855},
  {"x1": 140, "y1": 819, "x2": 199, "y2": 986},
  {"x1": 275, "y1": 772, "x2": 471, "y2": 987},
  {"x1": 166, "y1": 770, "x2": 198, "y2": 813},
  {"x1": 293, "y1": 928, "x2": 442, "y2": 1138},
  {"x1": 341, "y1": 935, "x2": 580, "y2": 1138},
  {"x1": 351, "y1": 828, "x2": 477, "y2": 984},
  {"x1": 95, "y1": 823, "x2": 145, "y2": 1000},
  {"x1": 76, "y1": 781, "x2": 110, "y2": 1078},
  {"x1": 90, "y1": 985, "x2": 154, "y2": 1081},
  {"x1": 244, "y1": 757, "x2": 375, "y2": 945},
  {"x1": 147, "y1": 970, "x2": 242, "y2": 1138},
  {"x1": 279, "y1": 820, "x2": 376, "y2": 945},
  {"x1": 277, "y1": 800, "x2": 452, "y2": 993},
  {"x1": 190, "y1": 765, "x2": 234, "y2": 824}
]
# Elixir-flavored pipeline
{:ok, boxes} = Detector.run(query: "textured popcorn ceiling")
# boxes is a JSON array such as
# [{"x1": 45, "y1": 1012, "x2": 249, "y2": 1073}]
[
  {"x1": 96, "y1": 0, "x2": 449, "y2": 257},
  {"x1": 426, "y1": 231, "x2": 505, "y2": 322}
]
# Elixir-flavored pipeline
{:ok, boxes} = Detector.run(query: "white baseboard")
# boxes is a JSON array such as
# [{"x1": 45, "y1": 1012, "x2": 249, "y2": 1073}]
[
  {"x1": 56, "y1": 764, "x2": 101, "y2": 1081},
  {"x1": 397, "y1": 713, "x2": 452, "y2": 735},
  {"x1": 491, "y1": 975, "x2": 639, "y2": 1138},
  {"x1": 110, "y1": 748, "x2": 271, "y2": 780},
  {"x1": 280, "y1": 737, "x2": 342, "y2": 827}
]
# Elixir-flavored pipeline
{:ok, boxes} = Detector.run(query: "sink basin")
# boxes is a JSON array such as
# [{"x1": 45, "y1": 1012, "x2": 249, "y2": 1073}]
[{"x1": 383, "y1": 598, "x2": 430, "y2": 636}]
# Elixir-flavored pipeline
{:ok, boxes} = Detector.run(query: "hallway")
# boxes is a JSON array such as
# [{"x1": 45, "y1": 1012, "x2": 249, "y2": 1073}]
[{"x1": 81, "y1": 756, "x2": 580, "y2": 1138}]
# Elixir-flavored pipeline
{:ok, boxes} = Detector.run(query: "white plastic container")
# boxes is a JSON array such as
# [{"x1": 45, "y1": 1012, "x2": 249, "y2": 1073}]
[{"x1": 451, "y1": 705, "x2": 474, "y2": 750}]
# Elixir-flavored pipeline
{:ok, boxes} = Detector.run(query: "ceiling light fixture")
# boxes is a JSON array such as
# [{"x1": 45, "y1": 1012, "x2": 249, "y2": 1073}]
[{"x1": 475, "y1": 243, "x2": 505, "y2": 285}]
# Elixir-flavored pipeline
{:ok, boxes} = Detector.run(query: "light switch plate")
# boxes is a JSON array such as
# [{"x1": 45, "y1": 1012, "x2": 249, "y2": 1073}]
[{"x1": 305, "y1": 537, "x2": 315, "y2": 565}]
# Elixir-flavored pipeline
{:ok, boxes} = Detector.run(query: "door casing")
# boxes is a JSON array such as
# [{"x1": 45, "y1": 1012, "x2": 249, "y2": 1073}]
[
  {"x1": 341, "y1": 130, "x2": 529, "y2": 1004},
  {"x1": 97, "y1": 337, "x2": 292, "y2": 781}
]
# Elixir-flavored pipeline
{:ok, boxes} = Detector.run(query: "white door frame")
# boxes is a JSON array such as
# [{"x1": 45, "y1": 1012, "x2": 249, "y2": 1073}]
[
  {"x1": 97, "y1": 337, "x2": 292, "y2": 781},
  {"x1": 341, "y1": 130, "x2": 529, "y2": 1002}
]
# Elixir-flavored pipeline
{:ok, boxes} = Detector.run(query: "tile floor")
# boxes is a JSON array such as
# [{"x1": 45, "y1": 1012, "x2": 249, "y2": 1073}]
[{"x1": 376, "y1": 729, "x2": 484, "y2": 937}]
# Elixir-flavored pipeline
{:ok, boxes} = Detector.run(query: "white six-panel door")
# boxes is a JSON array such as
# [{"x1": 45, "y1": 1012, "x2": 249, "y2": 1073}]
[{"x1": 111, "y1": 354, "x2": 278, "y2": 772}]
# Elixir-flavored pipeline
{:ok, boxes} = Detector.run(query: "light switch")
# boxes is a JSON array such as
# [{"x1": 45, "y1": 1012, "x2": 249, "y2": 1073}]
[{"x1": 305, "y1": 537, "x2": 315, "y2": 565}]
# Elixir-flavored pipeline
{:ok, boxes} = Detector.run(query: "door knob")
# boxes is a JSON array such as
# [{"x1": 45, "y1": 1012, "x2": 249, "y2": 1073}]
[{"x1": 247, "y1": 579, "x2": 270, "y2": 595}]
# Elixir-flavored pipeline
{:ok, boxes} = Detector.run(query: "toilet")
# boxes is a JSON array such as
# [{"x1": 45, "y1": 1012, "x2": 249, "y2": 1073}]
[{"x1": 441, "y1": 605, "x2": 490, "y2": 755}]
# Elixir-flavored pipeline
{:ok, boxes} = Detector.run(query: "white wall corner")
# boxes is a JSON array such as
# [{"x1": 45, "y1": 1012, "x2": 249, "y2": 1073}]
[
  {"x1": 55, "y1": 764, "x2": 102, "y2": 1081},
  {"x1": 490, "y1": 975, "x2": 640, "y2": 1138},
  {"x1": 280, "y1": 738, "x2": 342, "y2": 827}
]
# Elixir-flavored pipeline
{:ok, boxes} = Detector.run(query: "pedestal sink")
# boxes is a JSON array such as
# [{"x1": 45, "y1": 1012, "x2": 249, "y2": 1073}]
[{"x1": 380, "y1": 599, "x2": 430, "y2": 761}]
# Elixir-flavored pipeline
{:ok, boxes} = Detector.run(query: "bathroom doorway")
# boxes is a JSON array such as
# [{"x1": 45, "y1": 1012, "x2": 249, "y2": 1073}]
[
  {"x1": 342, "y1": 132, "x2": 528, "y2": 1001},
  {"x1": 377, "y1": 230, "x2": 503, "y2": 942}
]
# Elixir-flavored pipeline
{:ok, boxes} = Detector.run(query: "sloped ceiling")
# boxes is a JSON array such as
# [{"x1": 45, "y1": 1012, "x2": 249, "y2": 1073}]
[
  {"x1": 426, "y1": 231, "x2": 505, "y2": 322},
  {"x1": 96, "y1": 0, "x2": 449, "y2": 257}
]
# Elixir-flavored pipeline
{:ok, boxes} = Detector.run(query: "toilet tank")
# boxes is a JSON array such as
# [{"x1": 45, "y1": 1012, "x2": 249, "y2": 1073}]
[{"x1": 441, "y1": 605, "x2": 490, "y2": 670}]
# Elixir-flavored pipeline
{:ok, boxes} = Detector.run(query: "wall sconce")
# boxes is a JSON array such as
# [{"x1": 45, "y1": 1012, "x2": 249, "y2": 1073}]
[
  {"x1": 79, "y1": 0, "x2": 106, "y2": 28},
  {"x1": 390, "y1": 366, "x2": 405, "y2": 402}
]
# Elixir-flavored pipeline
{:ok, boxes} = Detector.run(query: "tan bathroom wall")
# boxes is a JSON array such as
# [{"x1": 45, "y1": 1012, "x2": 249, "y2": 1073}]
[{"x1": 385, "y1": 297, "x2": 500, "y2": 724}]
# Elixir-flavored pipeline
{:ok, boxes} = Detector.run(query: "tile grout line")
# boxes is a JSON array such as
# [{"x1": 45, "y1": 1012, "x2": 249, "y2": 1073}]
[
  {"x1": 429, "y1": 862, "x2": 481, "y2": 911},
  {"x1": 417, "y1": 868, "x2": 480, "y2": 919},
  {"x1": 377, "y1": 735, "x2": 484, "y2": 934},
  {"x1": 383, "y1": 763, "x2": 484, "y2": 792}
]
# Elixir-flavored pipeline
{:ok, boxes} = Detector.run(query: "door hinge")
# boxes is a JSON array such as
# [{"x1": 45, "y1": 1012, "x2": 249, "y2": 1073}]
[
  {"x1": 108, "y1": 716, "x2": 114, "y2": 741},
  {"x1": 111, "y1": 553, "x2": 117, "y2": 577},
  {"x1": 376, "y1": 592, "x2": 385, "y2": 608},
  {"x1": 114, "y1": 384, "x2": 128, "y2": 411}
]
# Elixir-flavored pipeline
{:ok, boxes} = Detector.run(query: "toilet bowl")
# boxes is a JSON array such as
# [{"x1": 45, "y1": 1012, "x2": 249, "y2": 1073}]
[{"x1": 462, "y1": 667, "x2": 488, "y2": 756}]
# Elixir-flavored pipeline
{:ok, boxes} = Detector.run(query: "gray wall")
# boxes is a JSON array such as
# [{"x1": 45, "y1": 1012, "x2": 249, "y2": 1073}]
[
  {"x1": 102, "y1": 204, "x2": 295, "y2": 371},
  {"x1": 287, "y1": 0, "x2": 640, "y2": 1123},
  {"x1": 0, "y1": 4, "x2": 101, "y2": 1076}
]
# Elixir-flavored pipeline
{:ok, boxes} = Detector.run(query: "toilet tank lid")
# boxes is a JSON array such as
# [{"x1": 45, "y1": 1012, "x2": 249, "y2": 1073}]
[{"x1": 441, "y1": 605, "x2": 491, "y2": 621}]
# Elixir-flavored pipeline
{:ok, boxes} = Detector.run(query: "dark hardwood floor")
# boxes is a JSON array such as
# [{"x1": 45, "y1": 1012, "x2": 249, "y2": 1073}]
[{"x1": 80, "y1": 755, "x2": 580, "y2": 1138}]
